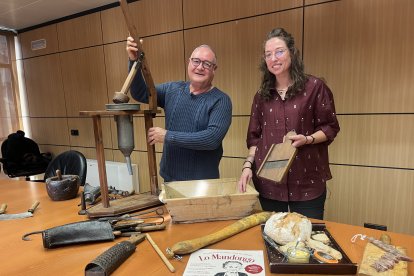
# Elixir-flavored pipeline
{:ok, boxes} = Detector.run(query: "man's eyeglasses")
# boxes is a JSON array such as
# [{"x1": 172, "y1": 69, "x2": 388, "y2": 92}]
[
  {"x1": 264, "y1": 48, "x2": 288, "y2": 60},
  {"x1": 190, "y1": 58, "x2": 216, "y2": 70}
]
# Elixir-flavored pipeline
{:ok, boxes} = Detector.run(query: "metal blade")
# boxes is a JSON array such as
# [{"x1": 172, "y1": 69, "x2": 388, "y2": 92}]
[
  {"x1": 262, "y1": 159, "x2": 289, "y2": 169},
  {"x1": 0, "y1": 211, "x2": 34, "y2": 221}
]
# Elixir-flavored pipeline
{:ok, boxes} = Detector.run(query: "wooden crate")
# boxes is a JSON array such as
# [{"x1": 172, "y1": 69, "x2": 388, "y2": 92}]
[{"x1": 159, "y1": 178, "x2": 259, "y2": 223}]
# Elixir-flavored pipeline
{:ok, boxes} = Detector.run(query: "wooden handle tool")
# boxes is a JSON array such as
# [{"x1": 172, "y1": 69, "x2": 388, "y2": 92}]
[
  {"x1": 28, "y1": 201, "x2": 40, "y2": 213},
  {"x1": 0, "y1": 203, "x2": 7, "y2": 214},
  {"x1": 135, "y1": 224, "x2": 166, "y2": 233},
  {"x1": 116, "y1": 0, "x2": 157, "y2": 110},
  {"x1": 146, "y1": 233, "x2": 176, "y2": 273},
  {"x1": 56, "y1": 169, "x2": 62, "y2": 180}
]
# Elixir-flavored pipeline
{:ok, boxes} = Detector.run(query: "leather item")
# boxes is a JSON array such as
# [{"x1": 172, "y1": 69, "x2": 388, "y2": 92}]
[
  {"x1": 22, "y1": 220, "x2": 114, "y2": 248},
  {"x1": 43, "y1": 221, "x2": 114, "y2": 248}
]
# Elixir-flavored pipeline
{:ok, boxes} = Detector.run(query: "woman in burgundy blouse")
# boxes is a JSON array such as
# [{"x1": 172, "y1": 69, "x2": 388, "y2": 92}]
[{"x1": 238, "y1": 28, "x2": 340, "y2": 219}]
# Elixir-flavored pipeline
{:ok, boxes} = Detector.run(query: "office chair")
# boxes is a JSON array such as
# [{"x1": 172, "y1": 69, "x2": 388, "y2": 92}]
[
  {"x1": 43, "y1": 150, "x2": 87, "y2": 185},
  {"x1": 0, "y1": 131, "x2": 51, "y2": 180}
]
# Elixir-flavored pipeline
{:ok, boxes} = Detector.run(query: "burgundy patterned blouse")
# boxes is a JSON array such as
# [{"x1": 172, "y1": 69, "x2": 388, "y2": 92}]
[{"x1": 247, "y1": 76, "x2": 340, "y2": 202}]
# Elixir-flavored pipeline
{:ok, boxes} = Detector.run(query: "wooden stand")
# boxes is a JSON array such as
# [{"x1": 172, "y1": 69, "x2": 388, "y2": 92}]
[
  {"x1": 81, "y1": 0, "x2": 162, "y2": 217},
  {"x1": 79, "y1": 109, "x2": 162, "y2": 217}
]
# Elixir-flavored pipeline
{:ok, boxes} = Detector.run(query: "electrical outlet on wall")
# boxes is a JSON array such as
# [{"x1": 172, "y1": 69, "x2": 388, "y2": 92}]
[{"x1": 70, "y1": 129, "x2": 79, "y2": 136}]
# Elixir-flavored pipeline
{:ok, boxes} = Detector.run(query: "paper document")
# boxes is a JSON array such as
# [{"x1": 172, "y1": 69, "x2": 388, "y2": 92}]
[{"x1": 183, "y1": 249, "x2": 265, "y2": 276}]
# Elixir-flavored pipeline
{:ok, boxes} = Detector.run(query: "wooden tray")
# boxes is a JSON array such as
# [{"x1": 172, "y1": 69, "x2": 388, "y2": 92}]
[{"x1": 262, "y1": 224, "x2": 357, "y2": 274}]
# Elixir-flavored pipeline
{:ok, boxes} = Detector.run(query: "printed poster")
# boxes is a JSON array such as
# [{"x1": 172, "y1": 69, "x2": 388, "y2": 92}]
[{"x1": 183, "y1": 249, "x2": 265, "y2": 276}]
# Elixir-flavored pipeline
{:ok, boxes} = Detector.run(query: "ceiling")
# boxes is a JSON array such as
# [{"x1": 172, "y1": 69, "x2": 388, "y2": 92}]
[{"x1": 0, "y1": 0, "x2": 118, "y2": 32}]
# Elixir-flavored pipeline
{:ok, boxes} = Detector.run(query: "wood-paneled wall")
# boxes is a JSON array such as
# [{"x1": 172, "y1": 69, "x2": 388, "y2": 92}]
[{"x1": 17, "y1": 0, "x2": 414, "y2": 235}]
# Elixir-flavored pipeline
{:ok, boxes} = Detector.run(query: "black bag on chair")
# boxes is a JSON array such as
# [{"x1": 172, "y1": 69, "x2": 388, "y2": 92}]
[{"x1": 0, "y1": 130, "x2": 51, "y2": 180}]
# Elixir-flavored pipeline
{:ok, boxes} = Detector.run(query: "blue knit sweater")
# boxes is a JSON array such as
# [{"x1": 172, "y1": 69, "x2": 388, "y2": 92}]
[{"x1": 130, "y1": 68, "x2": 232, "y2": 182}]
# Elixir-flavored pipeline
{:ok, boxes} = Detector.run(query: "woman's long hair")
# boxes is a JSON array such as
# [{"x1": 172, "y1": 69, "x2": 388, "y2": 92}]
[{"x1": 259, "y1": 28, "x2": 307, "y2": 100}]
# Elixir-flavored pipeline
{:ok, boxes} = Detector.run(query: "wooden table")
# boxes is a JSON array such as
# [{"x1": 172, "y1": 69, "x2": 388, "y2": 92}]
[{"x1": 0, "y1": 179, "x2": 413, "y2": 275}]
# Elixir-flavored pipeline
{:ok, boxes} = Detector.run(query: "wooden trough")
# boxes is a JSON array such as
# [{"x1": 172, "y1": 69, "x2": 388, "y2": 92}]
[{"x1": 159, "y1": 178, "x2": 259, "y2": 223}]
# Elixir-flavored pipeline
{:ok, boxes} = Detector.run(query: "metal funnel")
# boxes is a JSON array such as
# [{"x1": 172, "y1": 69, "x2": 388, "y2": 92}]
[{"x1": 115, "y1": 114, "x2": 134, "y2": 175}]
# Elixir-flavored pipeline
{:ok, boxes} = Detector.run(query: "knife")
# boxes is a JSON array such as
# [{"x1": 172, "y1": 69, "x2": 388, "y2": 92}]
[{"x1": 0, "y1": 201, "x2": 39, "y2": 221}]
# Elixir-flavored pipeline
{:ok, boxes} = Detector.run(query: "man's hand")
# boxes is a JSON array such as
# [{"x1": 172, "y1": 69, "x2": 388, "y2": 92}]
[
  {"x1": 148, "y1": 127, "x2": 166, "y2": 145},
  {"x1": 126, "y1": 36, "x2": 139, "y2": 61}
]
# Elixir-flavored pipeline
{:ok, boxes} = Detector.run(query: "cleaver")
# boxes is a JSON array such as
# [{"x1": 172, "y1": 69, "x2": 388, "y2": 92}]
[{"x1": 0, "y1": 201, "x2": 39, "y2": 221}]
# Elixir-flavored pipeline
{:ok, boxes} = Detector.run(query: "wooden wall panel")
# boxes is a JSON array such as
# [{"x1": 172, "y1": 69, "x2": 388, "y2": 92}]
[
  {"x1": 38, "y1": 145, "x2": 70, "y2": 159},
  {"x1": 19, "y1": 25, "x2": 59, "y2": 58},
  {"x1": 184, "y1": 10, "x2": 303, "y2": 115},
  {"x1": 70, "y1": 147, "x2": 114, "y2": 161},
  {"x1": 101, "y1": 0, "x2": 182, "y2": 44},
  {"x1": 102, "y1": 42, "x2": 131, "y2": 104},
  {"x1": 223, "y1": 116, "x2": 249, "y2": 157},
  {"x1": 326, "y1": 166, "x2": 414, "y2": 235},
  {"x1": 59, "y1": 46, "x2": 108, "y2": 116},
  {"x1": 137, "y1": 32, "x2": 185, "y2": 87},
  {"x1": 103, "y1": 31, "x2": 184, "y2": 111},
  {"x1": 304, "y1": 0, "x2": 414, "y2": 113},
  {"x1": 57, "y1": 13, "x2": 103, "y2": 51},
  {"x1": 304, "y1": 0, "x2": 331, "y2": 5},
  {"x1": 67, "y1": 118, "x2": 113, "y2": 148},
  {"x1": 23, "y1": 54, "x2": 66, "y2": 117},
  {"x1": 183, "y1": 0, "x2": 302, "y2": 28},
  {"x1": 30, "y1": 118, "x2": 69, "y2": 145},
  {"x1": 330, "y1": 115, "x2": 414, "y2": 168},
  {"x1": 219, "y1": 156, "x2": 244, "y2": 180}
]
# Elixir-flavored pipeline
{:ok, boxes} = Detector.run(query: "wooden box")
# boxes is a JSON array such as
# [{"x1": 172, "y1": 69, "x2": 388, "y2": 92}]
[{"x1": 159, "y1": 178, "x2": 259, "y2": 223}]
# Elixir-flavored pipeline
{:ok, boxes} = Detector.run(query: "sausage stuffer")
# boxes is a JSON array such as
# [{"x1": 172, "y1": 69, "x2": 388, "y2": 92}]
[{"x1": 106, "y1": 103, "x2": 140, "y2": 175}]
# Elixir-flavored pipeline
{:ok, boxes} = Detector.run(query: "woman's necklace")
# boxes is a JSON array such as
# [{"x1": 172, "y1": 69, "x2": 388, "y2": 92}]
[
  {"x1": 276, "y1": 87, "x2": 288, "y2": 95},
  {"x1": 276, "y1": 82, "x2": 292, "y2": 98}
]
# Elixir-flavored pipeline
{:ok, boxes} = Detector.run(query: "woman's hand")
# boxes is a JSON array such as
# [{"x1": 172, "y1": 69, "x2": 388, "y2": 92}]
[
  {"x1": 126, "y1": 36, "x2": 138, "y2": 61},
  {"x1": 238, "y1": 167, "x2": 253, "y2": 193},
  {"x1": 289, "y1": 134, "x2": 308, "y2": 148}
]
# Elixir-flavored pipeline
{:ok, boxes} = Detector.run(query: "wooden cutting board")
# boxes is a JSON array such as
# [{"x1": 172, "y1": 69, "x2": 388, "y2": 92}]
[
  {"x1": 358, "y1": 242, "x2": 408, "y2": 275},
  {"x1": 256, "y1": 131, "x2": 298, "y2": 183}
]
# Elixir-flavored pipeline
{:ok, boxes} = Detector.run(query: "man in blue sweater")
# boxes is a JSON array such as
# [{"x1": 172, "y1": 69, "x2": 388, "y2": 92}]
[{"x1": 126, "y1": 37, "x2": 232, "y2": 182}]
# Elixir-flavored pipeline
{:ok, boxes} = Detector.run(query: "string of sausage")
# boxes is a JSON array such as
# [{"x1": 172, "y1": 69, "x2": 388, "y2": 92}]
[{"x1": 367, "y1": 236, "x2": 413, "y2": 272}]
